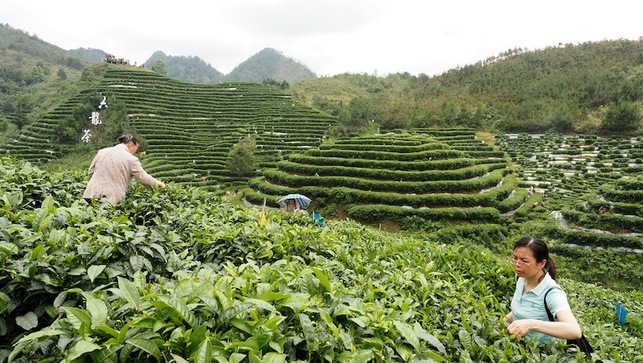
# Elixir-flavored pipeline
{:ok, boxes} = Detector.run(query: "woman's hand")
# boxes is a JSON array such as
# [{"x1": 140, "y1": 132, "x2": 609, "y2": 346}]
[
  {"x1": 504, "y1": 312, "x2": 513, "y2": 325},
  {"x1": 506, "y1": 319, "x2": 536, "y2": 339},
  {"x1": 506, "y1": 312, "x2": 582, "y2": 340}
]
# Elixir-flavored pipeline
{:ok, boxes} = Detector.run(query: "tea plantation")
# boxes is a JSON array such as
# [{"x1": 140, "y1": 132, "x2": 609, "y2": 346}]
[
  {"x1": 245, "y1": 128, "x2": 513, "y2": 231},
  {"x1": 1, "y1": 63, "x2": 643, "y2": 362},
  {"x1": 1, "y1": 157, "x2": 642, "y2": 362},
  {"x1": 495, "y1": 133, "x2": 643, "y2": 290},
  {"x1": 0, "y1": 64, "x2": 336, "y2": 190}
]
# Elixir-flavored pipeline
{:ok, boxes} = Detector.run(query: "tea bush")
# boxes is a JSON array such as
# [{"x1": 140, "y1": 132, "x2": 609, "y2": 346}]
[{"x1": 1, "y1": 157, "x2": 642, "y2": 362}]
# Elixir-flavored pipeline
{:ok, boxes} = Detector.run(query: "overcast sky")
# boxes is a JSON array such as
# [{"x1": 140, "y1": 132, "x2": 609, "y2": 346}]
[{"x1": 2, "y1": 0, "x2": 641, "y2": 77}]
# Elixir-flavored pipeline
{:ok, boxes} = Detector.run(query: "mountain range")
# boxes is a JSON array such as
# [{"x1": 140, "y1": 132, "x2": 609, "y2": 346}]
[
  {"x1": 71, "y1": 47, "x2": 316, "y2": 85},
  {"x1": 1, "y1": 22, "x2": 641, "y2": 142}
]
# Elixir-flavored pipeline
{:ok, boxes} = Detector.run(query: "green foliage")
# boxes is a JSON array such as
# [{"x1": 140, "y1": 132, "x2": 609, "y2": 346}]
[
  {"x1": 0, "y1": 157, "x2": 642, "y2": 362},
  {"x1": 227, "y1": 136, "x2": 257, "y2": 177},
  {"x1": 99, "y1": 95, "x2": 131, "y2": 143},
  {"x1": 602, "y1": 101, "x2": 641, "y2": 133},
  {"x1": 335, "y1": 108, "x2": 352, "y2": 134},
  {"x1": 263, "y1": 78, "x2": 290, "y2": 90},
  {"x1": 294, "y1": 39, "x2": 643, "y2": 135},
  {"x1": 552, "y1": 245, "x2": 643, "y2": 291},
  {"x1": 56, "y1": 68, "x2": 67, "y2": 80},
  {"x1": 151, "y1": 60, "x2": 167, "y2": 76},
  {"x1": 30, "y1": 65, "x2": 44, "y2": 83},
  {"x1": 6, "y1": 95, "x2": 30, "y2": 130}
]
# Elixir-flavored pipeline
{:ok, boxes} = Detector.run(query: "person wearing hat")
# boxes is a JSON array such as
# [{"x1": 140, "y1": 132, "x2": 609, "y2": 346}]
[{"x1": 83, "y1": 134, "x2": 165, "y2": 204}]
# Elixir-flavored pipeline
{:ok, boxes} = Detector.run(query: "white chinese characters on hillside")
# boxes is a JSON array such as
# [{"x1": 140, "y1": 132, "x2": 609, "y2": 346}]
[
  {"x1": 81, "y1": 96, "x2": 108, "y2": 143},
  {"x1": 98, "y1": 96, "x2": 108, "y2": 110},
  {"x1": 89, "y1": 111, "x2": 102, "y2": 125},
  {"x1": 81, "y1": 129, "x2": 92, "y2": 143}
]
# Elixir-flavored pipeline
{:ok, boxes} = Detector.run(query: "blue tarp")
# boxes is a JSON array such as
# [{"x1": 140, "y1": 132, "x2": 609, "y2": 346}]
[{"x1": 311, "y1": 211, "x2": 325, "y2": 226}]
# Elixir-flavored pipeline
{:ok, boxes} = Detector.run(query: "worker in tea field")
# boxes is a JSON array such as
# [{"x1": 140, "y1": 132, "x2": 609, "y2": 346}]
[
  {"x1": 282, "y1": 198, "x2": 301, "y2": 212},
  {"x1": 504, "y1": 236, "x2": 583, "y2": 344},
  {"x1": 83, "y1": 133, "x2": 165, "y2": 204}
]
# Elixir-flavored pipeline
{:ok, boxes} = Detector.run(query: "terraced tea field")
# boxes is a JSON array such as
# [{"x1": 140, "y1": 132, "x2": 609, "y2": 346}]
[
  {"x1": 2, "y1": 64, "x2": 641, "y2": 254},
  {"x1": 496, "y1": 133, "x2": 643, "y2": 239},
  {"x1": 1, "y1": 65, "x2": 335, "y2": 190},
  {"x1": 496, "y1": 133, "x2": 643, "y2": 204},
  {"x1": 243, "y1": 129, "x2": 643, "y2": 259},
  {"x1": 245, "y1": 128, "x2": 527, "y2": 232}
]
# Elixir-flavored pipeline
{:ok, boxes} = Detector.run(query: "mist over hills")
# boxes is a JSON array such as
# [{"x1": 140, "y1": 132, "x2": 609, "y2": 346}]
[
  {"x1": 0, "y1": 22, "x2": 315, "y2": 86},
  {"x1": 72, "y1": 47, "x2": 316, "y2": 85},
  {"x1": 225, "y1": 48, "x2": 316, "y2": 84}
]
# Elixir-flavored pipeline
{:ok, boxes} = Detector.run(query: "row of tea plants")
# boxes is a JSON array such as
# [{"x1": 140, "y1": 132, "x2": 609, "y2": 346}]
[
  {"x1": 1, "y1": 157, "x2": 642, "y2": 362},
  {"x1": 246, "y1": 130, "x2": 524, "y2": 231},
  {"x1": 0, "y1": 65, "x2": 336, "y2": 190},
  {"x1": 494, "y1": 133, "x2": 643, "y2": 291}
]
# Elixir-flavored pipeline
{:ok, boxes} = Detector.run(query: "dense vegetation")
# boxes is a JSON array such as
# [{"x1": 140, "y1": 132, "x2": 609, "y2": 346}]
[
  {"x1": 0, "y1": 24, "x2": 88, "y2": 144},
  {"x1": 293, "y1": 39, "x2": 643, "y2": 135},
  {"x1": 1, "y1": 157, "x2": 642, "y2": 362},
  {"x1": 1, "y1": 25, "x2": 643, "y2": 362}
]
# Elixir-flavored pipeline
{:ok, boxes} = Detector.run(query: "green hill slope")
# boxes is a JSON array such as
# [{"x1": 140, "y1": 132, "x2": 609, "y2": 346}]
[
  {"x1": 226, "y1": 47, "x2": 316, "y2": 85},
  {"x1": 293, "y1": 39, "x2": 643, "y2": 135},
  {"x1": 144, "y1": 50, "x2": 225, "y2": 84},
  {"x1": 0, "y1": 64, "x2": 336, "y2": 190},
  {"x1": 0, "y1": 24, "x2": 88, "y2": 143}
]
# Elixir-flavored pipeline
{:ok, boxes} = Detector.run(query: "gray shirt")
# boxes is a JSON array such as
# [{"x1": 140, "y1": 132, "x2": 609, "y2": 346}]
[{"x1": 82, "y1": 144, "x2": 160, "y2": 203}]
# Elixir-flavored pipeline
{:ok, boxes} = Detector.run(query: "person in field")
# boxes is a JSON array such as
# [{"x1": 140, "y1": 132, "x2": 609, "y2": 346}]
[
  {"x1": 282, "y1": 198, "x2": 301, "y2": 212},
  {"x1": 504, "y1": 236, "x2": 582, "y2": 343},
  {"x1": 83, "y1": 134, "x2": 165, "y2": 204}
]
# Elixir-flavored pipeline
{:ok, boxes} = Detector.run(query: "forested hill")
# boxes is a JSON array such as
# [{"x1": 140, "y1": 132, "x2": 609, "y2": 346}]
[
  {"x1": 293, "y1": 39, "x2": 643, "y2": 135},
  {"x1": 0, "y1": 24, "x2": 88, "y2": 138},
  {"x1": 142, "y1": 48, "x2": 317, "y2": 85},
  {"x1": 143, "y1": 50, "x2": 226, "y2": 84},
  {"x1": 226, "y1": 48, "x2": 316, "y2": 85}
]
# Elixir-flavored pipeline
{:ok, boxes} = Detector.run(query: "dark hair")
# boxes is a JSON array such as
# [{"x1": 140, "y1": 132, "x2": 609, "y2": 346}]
[
  {"x1": 513, "y1": 236, "x2": 557, "y2": 280},
  {"x1": 118, "y1": 133, "x2": 139, "y2": 145}
]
